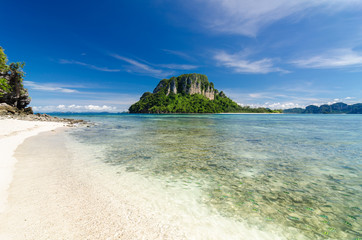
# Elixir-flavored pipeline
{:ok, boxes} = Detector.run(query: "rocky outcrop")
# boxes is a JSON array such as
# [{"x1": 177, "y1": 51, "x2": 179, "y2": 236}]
[
  {"x1": 0, "y1": 72, "x2": 31, "y2": 109},
  {"x1": 130, "y1": 73, "x2": 282, "y2": 114},
  {"x1": 153, "y1": 73, "x2": 216, "y2": 100},
  {"x1": 0, "y1": 103, "x2": 88, "y2": 126},
  {"x1": 0, "y1": 103, "x2": 32, "y2": 115},
  {"x1": 1, "y1": 47, "x2": 31, "y2": 109},
  {"x1": 128, "y1": 73, "x2": 252, "y2": 113},
  {"x1": 0, "y1": 47, "x2": 89, "y2": 125}
]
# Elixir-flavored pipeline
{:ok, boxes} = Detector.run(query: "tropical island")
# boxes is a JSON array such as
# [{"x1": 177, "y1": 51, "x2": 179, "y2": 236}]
[
  {"x1": 284, "y1": 102, "x2": 362, "y2": 114},
  {"x1": 129, "y1": 73, "x2": 281, "y2": 114}
]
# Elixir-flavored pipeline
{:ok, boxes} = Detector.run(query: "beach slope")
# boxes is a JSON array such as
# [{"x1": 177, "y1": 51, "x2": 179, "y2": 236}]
[
  {"x1": 0, "y1": 119, "x2": 186, "y2": 240},
  {"x1": 0, "y1": 119, "x2": 64, "y2": 214}
]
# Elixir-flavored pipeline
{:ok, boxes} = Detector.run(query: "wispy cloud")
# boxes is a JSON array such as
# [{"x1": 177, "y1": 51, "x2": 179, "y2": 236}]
[
  {"x1": 110, "y1": 54, "x2": 173, "y2": 78},
  {"x1": 24, "y1": 81, "x2": 79, "y2": 93},
  {"x1": 214, "y1": 51, "x2": 288, "y2": 74},
  {"x1": 158, "y1": 64, "x2": 199, "y2": 70},
  {"x1": 225, "y1": 88, "x2": 321, "y2": 109},
  {"x1": 59, "y1": 59, "x2": 120, "y2": 72},
  {"x1": 222, "y1": 83, "x2": 352, "y2": 109},
  {"x1": 162, "y1": 49, "x2": 195, "y2": 61},
  {"x1": 188, "y1": 0, "x2": 361, "y2": 36},
  {"x1": 291, "y1": 48, "x2": 362, "y2": 69}
]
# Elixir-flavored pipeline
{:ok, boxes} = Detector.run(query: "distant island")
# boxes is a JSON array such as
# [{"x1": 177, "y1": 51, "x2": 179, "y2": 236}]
[
  {"x1": 129, "y1": 73, "x2": 281, "y2": 114},
  {"x1": 284, "y1": 102, "x2": 362, "y2": 114}
]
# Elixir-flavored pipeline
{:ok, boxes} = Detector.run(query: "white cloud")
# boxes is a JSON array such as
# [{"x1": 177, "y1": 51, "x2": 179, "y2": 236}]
[
  {"x1": 24, "y1": 81, "x2": 78, "y2": 93},
  {"x1": 162, "y1": 49, "x2": 195, "y2": 61},
  {"x1": 214, "y1": 51, "x2": 288, "y2": 74},
  {"x1": 248, "y1": 93, "x2": 271, "y2": 99},
  {"x1": 158, "y1": 64, "x2": 199, "y2": 70},
  {"x1": 32, "y1": 104, "x2": 119, "y2": 113},
  {"x1": 237, "y1": 101, "x2": 305, "y2": 109},
  {"x1": 190, "y1": 0, "x2": 361, "y2": 36},
  {"x1": 291, "y1": 48, "x2": 362, "y2": 69},
  {"x1": 111, "y1": 53, "x2": 199, "y2": 78},
  {"x1": 59, "y1": 59, "x2": 120, "y2": 72},
  {"x1": 86, "y1": 105, "x2": 115, "y2": 111},
  {"x1": 110, "y1": 54, "x2": 173, "y2": 78},
  {"x1": 222, "y1": 87, "x2": 337, "y2": 109},
  {"x1": 265, "y1": 102, "x2": 304, "y2": 109}
]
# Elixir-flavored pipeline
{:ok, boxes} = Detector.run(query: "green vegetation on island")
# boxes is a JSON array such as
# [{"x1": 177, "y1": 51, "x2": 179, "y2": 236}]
[
  {"x1": 284, "y1": 102, "x2": 362, "y2": 114},
  {"x1": 0, "y1": 47, "x2": 31, "y2": 109},
  {"x1": 129, "y1": 73, "x2": 281, "y2": 114}
]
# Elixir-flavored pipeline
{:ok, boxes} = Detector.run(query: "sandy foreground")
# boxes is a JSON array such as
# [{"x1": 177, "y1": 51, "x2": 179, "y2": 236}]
[
  {"x1": 0, "y1": 118, "x2": 187, "y2": 240},
  {"x1": 0, "y1": 119, "x2": 65, "y2": 214},
  {"x1": 0, "y1": 118, "x2": 283, "y2": 240}
]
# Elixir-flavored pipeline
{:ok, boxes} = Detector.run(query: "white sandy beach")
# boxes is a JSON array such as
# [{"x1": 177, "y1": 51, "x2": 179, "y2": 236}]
[
  {"x1": 0, "y1": 118, "x2": 187, "y2": 240},
  {"x1": 0, "y1": 118, "x2": 65, "y2": 214}
]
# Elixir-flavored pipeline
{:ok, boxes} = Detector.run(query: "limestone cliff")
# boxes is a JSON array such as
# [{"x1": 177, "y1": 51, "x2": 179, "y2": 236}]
[
  {"x1": 153, "y1": 73, "x2": 216, "y2": 100},
  {"x1": 128, "y1": 73, "x2": 247, "y2": 113}
]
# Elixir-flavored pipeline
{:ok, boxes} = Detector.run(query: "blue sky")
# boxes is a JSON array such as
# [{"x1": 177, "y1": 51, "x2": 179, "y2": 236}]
[{"x1": 2, "y1": 0, "x2": 362, "y2": 112}]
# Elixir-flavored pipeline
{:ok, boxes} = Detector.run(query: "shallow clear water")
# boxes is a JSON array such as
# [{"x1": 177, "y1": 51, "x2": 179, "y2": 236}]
[{"x1": 63, "y1": 114, "x2": 362, "y2": 239}]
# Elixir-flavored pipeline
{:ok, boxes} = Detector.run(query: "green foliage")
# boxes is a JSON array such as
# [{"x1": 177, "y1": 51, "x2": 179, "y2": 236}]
[
  {"x1": 0, "y1": 78, "x2": 12, "y2": 96},
  {"x1": 129, "y1": 92, "x2": 277, "y2": 114},
  {"x1": 140, "y1": 92, "x2": 152, "y2": 100},
  {"x1": 9, "y1": 62, "x2": 26, "y2": 90},
  {"x1": 0, "y1": 47, "x2": 26, "y2": 98},
  {"x1": 9, "y1": 62, "x2": 26, "y2": 78},
  {"x1": 0, "y1": 47, "x2": 9, "y2": 72}
]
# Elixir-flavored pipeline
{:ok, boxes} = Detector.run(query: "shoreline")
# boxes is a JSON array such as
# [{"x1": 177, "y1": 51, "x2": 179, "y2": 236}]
[
  {"x1": 0, "y1": 118, "x2": 286, "y2": 239},
  {"x1": 0, "y1": 119, "x2": 65, "y2": 213},
  {"x1": 0, "y1": 123, "x2": 188, "y2": 240}
]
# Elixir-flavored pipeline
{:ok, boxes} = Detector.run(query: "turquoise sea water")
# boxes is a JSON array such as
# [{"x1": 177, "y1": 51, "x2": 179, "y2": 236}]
[{"x1": 61, "y1": 114, "x2": 361, "y2": 239}]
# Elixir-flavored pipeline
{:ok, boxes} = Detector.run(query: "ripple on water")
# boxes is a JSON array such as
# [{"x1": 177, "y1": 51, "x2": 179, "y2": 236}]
[{"x1": 69, "y1": 114, "x2": 362, "y2": 240}]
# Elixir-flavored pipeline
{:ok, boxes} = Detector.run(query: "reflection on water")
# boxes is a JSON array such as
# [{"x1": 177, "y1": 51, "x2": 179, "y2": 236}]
[{"x1": 69, "y1": 114, "x2": 362, "y2": 240}]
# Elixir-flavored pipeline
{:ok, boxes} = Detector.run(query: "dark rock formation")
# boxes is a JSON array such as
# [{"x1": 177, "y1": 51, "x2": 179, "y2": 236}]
[
  {"x1": 0, "y1": 71, "x2": 31, "y2": 109},
  {"x1": 0, "y1": 103, "x2": 88, "y2": 126}
]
